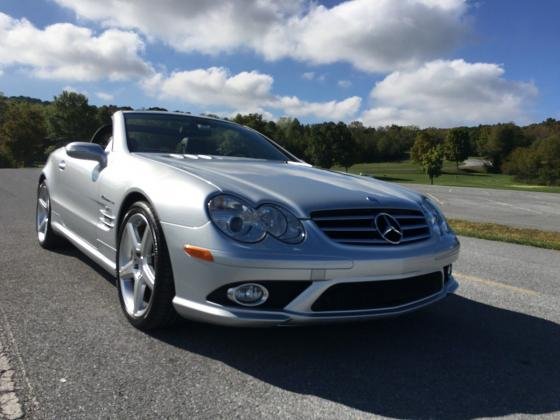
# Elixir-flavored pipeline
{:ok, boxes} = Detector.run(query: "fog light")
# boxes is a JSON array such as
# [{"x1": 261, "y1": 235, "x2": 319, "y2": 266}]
[{"x1": 227, "y1": 283, "x2": 269, "y2": 306}]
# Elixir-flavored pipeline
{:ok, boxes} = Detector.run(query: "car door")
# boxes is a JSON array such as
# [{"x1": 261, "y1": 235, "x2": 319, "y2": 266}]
[
  {"x1": 55, "y1": 125, "x2": 115, "y2": 247},
  {"x1": 47, "y1": 148, "x2": 72, "y2": 227},
  {"x1": 56, "y1": 151, "x2": 100, "y2": 246},
  {"x1": 94, "y1": 147, "x2": 122, "y2": 263}
]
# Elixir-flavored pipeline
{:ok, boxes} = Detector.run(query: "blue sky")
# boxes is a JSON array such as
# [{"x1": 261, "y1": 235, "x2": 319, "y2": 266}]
[{"x1": 0, "y1": 0, "x2": 558, "y2": 127}]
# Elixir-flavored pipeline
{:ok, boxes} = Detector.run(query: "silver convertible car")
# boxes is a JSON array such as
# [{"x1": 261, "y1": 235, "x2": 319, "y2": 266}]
[{"x1": 37, "y1": 111, "x2": 460, "y2": 329}]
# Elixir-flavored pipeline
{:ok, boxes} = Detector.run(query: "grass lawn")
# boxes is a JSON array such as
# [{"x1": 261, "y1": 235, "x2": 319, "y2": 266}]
[
  {"x1": 338, "y1": 160, "x2": 560, "y2": 193},
  {"x1": 449, "y1": 219, "x2": 560, "y2": 251}
]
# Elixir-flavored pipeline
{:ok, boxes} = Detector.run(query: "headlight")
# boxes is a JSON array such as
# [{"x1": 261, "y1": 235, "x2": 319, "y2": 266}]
[
  {"x1": 207, "y1": 195, "x2": 266, "y2": 243},
  {"x1": 420, "y1": 196, "x2": 451, "y2": 236},
  {"x1": 208, "y1": 195, "x2": 305, "y2": 244}
]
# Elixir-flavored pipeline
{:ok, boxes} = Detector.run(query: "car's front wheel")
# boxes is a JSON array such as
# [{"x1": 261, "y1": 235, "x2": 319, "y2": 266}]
[{"x1": 116, "y1": 201, "x2": 178, "y2": 330}]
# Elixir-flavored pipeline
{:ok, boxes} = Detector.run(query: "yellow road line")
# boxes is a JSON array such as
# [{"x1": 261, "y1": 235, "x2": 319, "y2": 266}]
[{"x1": 454, "y1": 271, "x2": 539, "y2": 296}]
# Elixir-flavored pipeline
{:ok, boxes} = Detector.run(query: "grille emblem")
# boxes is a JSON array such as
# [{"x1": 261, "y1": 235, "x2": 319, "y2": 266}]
[{"x1": 375, "y1": 213, "x2": 403, "y2": 244}]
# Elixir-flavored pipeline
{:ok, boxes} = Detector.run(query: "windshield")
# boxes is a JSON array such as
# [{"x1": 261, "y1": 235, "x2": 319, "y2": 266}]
[{"x1": 124, "y1": 113, "x2": 292, "y2": 161}]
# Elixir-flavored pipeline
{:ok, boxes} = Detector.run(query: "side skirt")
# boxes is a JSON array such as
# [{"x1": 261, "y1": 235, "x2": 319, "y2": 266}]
[{"x1": 51, "y1": 221, "x2": 117, "y2": 276}]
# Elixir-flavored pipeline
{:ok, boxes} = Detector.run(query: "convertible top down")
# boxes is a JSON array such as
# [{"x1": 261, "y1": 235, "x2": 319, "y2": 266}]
[{"x1": 37, "y1": 111, "x2": 459, "y2": 329}]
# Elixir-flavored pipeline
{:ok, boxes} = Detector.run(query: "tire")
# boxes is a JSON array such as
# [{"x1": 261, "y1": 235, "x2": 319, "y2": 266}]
[
  {"x1": 116, "y1": 201, "x2": 178, "y2": 330},
  {"x1": 36, "y1": 180, "x2": 65, "y2": 249}
]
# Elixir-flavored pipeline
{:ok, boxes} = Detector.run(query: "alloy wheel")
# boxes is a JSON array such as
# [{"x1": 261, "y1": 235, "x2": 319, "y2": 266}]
[{"x1": 118, "y1": 213, "x2": 157, "y2": 317}]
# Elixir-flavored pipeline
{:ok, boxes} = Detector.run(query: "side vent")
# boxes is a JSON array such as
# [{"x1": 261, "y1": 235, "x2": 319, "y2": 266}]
[{"x1": 99, "y1": 207, "x2": 115, "y2": 230}]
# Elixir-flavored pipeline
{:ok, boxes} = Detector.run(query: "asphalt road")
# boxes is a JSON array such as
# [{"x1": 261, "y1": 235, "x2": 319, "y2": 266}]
[
  {"x1": 406, "y1": 184, "x2": 560, "y2": 231},
  {"x1": 1, "y1": 169, "x2": 560, "y2": 419}
]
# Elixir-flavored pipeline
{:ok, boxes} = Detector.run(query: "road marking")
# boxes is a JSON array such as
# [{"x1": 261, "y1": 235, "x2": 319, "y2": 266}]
[
  {"x1": 482, "y1": 198, "x2": 543, "y2": 214},
  {"x1": 454, "y1": 272, "x2": 539, "y2": 296},
  {"x1": 426, "y1": 193, "x2": 444, "y2": 205}
]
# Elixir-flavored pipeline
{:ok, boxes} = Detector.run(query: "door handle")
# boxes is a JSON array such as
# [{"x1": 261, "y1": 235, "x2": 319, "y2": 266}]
[{"x1": 58, "y1": 160, "x2": 66, "y2": 170}]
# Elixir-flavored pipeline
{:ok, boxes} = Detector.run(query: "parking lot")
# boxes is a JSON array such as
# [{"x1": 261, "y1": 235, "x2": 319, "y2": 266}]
[{"x1": 1, "y1": 169, "x2": 559, "y2": 419}]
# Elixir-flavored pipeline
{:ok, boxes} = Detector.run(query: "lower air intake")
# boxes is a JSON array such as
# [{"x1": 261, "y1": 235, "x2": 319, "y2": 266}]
[{"x1": 311, "y1": 272, "x2": 443, "y2": 312}]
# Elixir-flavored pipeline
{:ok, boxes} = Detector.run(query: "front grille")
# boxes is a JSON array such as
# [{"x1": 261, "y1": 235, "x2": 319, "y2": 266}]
[
  {"x1": 311, "y1": 272, "x2": 443, "y2": 312},
  {"x1": 310, "y1": 208, "x2": 431, "y2": 246}
]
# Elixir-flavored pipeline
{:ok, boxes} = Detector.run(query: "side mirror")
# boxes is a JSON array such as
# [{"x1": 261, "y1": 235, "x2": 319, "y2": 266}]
[{"x1": 66, "y1": 142, "x2": 107, "y2": 166}]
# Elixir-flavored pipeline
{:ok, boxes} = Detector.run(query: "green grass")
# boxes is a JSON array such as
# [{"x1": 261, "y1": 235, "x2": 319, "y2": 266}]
[
  {"x1": 337, "y1": 160, "x2": 560, "y2": 193},
  {"x1": 449, "y1": 219, "x2": 560, "y2": 251}
]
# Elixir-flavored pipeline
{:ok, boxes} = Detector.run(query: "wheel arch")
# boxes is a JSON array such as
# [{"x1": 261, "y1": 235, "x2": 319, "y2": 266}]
[{"x1": 117, "y1": 190, "x2": 153, "y2": 233}]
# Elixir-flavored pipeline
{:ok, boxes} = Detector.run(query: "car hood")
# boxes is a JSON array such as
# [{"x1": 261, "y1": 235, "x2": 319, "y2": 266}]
[{"x1": 140, "y1": 154, "x2": 424, "y2": 217}]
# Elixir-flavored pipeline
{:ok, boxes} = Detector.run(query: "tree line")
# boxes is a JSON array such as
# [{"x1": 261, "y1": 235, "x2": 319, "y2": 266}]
[
  {"x1": 408, "y1": 121, "x2": 560, "y2": 185},
  {"x1": 1, "y1": 90, "x2": 559, "y2": 186}
]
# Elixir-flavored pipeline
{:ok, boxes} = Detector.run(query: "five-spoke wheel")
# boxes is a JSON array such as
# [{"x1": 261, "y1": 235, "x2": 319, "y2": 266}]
[
  {"x1": 117, "y1": 201, "x2": 177, "y2": 329},
  {"x1": 118, "y1": 213, "x2": 157, "y2": 317}
]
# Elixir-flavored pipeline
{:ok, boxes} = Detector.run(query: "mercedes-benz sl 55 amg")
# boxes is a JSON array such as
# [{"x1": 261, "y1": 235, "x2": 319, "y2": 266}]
[{"x1": 36, "y1": 111, "x2": 460, "y2": 329}]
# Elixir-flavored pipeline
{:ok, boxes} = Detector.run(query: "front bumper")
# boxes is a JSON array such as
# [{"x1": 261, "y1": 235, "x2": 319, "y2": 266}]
[
  {"x1": 163, "y1": 221, "x2": 460, "y2": 326},
  {"x1": 172, "y1": 275, "x2": 458, "y2": 326}
]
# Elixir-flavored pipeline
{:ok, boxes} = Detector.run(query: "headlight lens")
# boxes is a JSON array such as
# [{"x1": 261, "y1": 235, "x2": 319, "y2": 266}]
[
  {"x1": 207, "y1": 195, "x2": 266, "y2": 243},
  {"x1": 278, "y1": 209, "x2": 307, "y2": 244},
  {"x1": 421, "y1": 196, "x2": 451, "y2": 236},
  {"x1": 257, "y1": 205, "x2": 288, "y2": 237},
  {"x1": 208, "y1": 195, "x2": 305, "y2": 244}
]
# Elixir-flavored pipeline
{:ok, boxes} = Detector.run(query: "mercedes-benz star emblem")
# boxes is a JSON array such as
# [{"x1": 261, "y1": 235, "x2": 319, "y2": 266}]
[{"x1": 375, "y1": 213, "x2": 403, "y2": 244}]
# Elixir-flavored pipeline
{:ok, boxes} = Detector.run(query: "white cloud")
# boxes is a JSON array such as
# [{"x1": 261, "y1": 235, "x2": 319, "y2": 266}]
[
  {"x1": 54, "y1": 0, "x2": 468, "y2": 73},
  {"x1": 62, "y1": 85, "x2": 88, "y2": 95},
  {"x1": 302, "y1": 72, "x2": 327, "y2": 82},
  {"x1": 53, "y1": 0, "x2": 303, "y2": 54},
  {"x1": 361, "y1": 59, "x2": 537, "y2": 128},
  {"x1": 263, "y1": 0, "x2": 468, "y2": 72},
  {"x1": 302, "y1": 72, "x2": 315, "y2": 81},
  {"x1": 338, "y1": 80, "x2": 352, "y2": 88},
  {"x1": 0, "y1": 12, "x2": 152, "y2": 81},
  {"x1": 142, "y1": 67, "x2": 273, "y2": 111},
  {"x1": 229, "y1": 109, "x2": 276, "y2": 122},
  {"x1": 96, "y1": 91, "x2": 114, "y2": 101},
  {"x1": 277, "y1": 96, "x2": 361, "y2": 121},
  {"x1": 143, "y1": 67, "x2": 361, "y2": 121}
]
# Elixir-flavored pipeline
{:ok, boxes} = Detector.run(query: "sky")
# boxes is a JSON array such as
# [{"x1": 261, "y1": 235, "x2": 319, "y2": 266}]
[{"x1": 0, "y1": 0, "x2": 558, "y2": 128}]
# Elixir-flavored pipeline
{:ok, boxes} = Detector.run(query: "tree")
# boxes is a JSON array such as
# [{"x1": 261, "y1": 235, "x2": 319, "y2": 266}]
[
  {"x1": 96, "y1": 105, "x2": 119, "y2": 126},
  {"x1": 348, "y1": 121, "x2": 378, "y2": 162},
  {"x1": 0, "y1": 92, "x2": 7, "y2": 127},
  {"x1": 0, "y1": 147, "x2": 15, "y2": 168},
  {"x1": 411, "y1": 131, "x2": 440, "y2": 163},
  {"x1": 0, "y1": 102, "x2": 47, "y2": 167},
  {"x1": 502, "y1": 147, "x2": 539, "y2": 183},
  {"x1": 475, "y1": 125, "x2": 490, "y2": 156},
  {"x1": 444, "y1": 127, "x2": 471, "y2": 169},
  {"x1": 304, "y1": 122, "x2": 357, "y2": 170},
  {"x1": 535, "y1": 135, "x2": 560, "y2": 185},
  {"x1": 307, "y1": 123, "x2": 336, "y2": 168},
  {"x1": 410, "y1": 131, "x2": 444, "y2": 184},
  {"x1": 46, "y1": 91, "x2": 98, "y2": 141},
  {"x1": 332, "y1": 122, "x2": 356, "y2": 171},
  {"x1": 276, "y1": 117, "x2": 307, "y2": 158},
  {"x1": 421, "y1": 146, "x2": 444, "y2": 184},
  {"x1": 232, "y1": 113, "x2": 276, "y2": 139},
  {"x1": 481, "y1": 123, "x2": 527, "y2": 171},
  {"x1": 503, "y1": 135, "x2": 560, "y2": 185}
]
